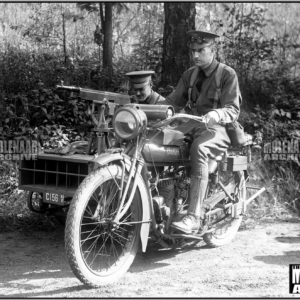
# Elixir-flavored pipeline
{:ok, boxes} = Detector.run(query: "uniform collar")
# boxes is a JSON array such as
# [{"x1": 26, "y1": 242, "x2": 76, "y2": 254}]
[{"x1": 201, "y1": 58, "x2": 218, "y2": 77}]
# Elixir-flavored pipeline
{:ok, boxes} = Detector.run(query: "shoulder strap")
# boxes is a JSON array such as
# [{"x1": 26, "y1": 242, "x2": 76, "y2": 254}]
[
  {"x1": 155, "y1": 93, "x2": 165, "y2": 104},
  {"x1": 186, "y1": 66, "x2": 199, "y2": 109},
  {"x1": 213, "y1": 62, "x2": 225, "y2": 109}
]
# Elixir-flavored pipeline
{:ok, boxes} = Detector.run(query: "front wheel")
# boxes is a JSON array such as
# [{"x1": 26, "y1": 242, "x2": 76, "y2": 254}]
[
  {"x1": 203, "y1": 170, "x2": 246, "y2": 247},
  {"x1": 65, "y1": 164, "x2": 142, "y2": 287}
]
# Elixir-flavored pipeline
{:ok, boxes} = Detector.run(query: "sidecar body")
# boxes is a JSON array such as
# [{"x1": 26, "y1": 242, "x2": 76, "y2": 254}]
[{"x1": 19, "y1": 153, "x2": 93, "y2": 206}]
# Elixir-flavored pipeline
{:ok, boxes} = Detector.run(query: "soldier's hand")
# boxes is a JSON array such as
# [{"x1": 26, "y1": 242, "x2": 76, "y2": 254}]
[{"x1": 204, "y1": 111, "x2": 220, "y2": 126}]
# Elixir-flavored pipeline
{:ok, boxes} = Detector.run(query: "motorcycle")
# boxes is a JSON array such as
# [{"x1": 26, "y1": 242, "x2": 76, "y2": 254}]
[{"x1": 64, "y1": 103, "x2": 267, "y2": 287}]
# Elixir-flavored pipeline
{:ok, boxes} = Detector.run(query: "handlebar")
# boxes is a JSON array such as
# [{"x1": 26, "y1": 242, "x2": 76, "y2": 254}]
[
  {"x1": 151, "y1": 115, "x2": 263, "y2": 149},
  {"x1": 151, "y1": 113, "x2": 206, "y2": 130}
]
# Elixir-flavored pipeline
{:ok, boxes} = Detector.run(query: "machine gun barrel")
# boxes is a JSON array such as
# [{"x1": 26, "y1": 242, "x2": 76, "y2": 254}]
[{"x1": 56, "y1": 85, "x2": 131, "y2": 104}]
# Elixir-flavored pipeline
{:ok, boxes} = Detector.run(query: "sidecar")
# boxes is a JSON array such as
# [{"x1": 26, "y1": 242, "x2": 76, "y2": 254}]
[
  {"x1": 19, "y1": 153, "x2": 93, "y2": 211},
  {"x1": 18, "y1": 88, "x2": 131, "y2": 219}
]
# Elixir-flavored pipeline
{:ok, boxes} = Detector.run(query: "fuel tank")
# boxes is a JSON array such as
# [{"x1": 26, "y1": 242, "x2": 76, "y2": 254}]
[{"x1": 142, "y1": 143, "x2": 190, "y2": 163}]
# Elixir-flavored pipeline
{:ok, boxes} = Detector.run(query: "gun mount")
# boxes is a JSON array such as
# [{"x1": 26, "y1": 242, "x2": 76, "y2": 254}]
[{"x1": 56, "y1": 85, "x2": 131, "y2": 154}]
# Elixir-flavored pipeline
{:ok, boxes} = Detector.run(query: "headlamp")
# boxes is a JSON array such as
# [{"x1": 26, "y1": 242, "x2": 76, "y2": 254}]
[{"x1": 113, "y1": 107, "x2": 147, "y2": 140}]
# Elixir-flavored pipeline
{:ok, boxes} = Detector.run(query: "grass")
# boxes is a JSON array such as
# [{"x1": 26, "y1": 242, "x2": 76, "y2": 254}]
[
  {"x1": 240, "y1": 151, "x2": 300, "y2": 230},
  {"x1": 0, "y1": 189, "x2": 61, "y2": 233}
]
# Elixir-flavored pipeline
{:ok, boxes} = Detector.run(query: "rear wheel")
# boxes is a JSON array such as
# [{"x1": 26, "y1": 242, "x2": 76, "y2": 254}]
[
  {"x1": 65, "y1": 165, "x2": 142, "y2": 287},
  {"x1": 203, "y1": 170, "x2": 246, "y2": 247}
]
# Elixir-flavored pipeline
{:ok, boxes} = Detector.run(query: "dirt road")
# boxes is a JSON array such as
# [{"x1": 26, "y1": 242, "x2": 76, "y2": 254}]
[{"x1": 0, "y1": 218, "x2": 300, "y2": 298}]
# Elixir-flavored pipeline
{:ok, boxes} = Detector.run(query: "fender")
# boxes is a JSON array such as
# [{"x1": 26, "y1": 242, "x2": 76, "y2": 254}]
[
  {"x1": 89, "y1": 152, "x2": 151, "y2": 252},
  {"x1": 89, "y1": 152, "x2": 123, "y2": 168}
]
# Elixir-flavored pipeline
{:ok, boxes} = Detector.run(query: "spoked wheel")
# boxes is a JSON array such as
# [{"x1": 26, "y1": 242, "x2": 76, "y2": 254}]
[
  {"x1": 65, "y1": 165, "x2": 142, "y2": 287},
  {"x1": 203, "y1": 170, "x2": 246, "y2": 247}
]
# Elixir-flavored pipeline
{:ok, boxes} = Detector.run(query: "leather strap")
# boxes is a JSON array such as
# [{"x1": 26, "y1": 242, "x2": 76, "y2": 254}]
[
  {"x1": 186, "y1": 66, "x2": 199, "y2": 110},
  {"x1": 213, "y1": 62, "x2": 225, "y2": 109}
]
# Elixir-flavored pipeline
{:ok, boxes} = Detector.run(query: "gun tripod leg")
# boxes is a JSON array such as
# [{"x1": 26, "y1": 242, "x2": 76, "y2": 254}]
[{"x1": 86, "y1": 135, "x2": 95, "y2": 155}]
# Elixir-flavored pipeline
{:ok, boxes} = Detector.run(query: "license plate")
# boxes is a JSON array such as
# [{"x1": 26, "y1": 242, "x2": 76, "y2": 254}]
[{"x1": 43, "y1": 192, "x2": 65, "y2": 205}]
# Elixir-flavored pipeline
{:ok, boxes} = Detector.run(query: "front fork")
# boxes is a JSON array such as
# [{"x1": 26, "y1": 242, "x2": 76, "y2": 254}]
[
  {"x1": 111, "y1": 136, "x2": 166, "y2": 247},
  {"x1": 113, "y1": 135, "x2": 145, "y2": 223}
]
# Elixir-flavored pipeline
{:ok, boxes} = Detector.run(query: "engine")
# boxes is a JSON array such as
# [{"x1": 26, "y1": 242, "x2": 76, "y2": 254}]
[{"x1": 150, "y1": 166, "x2": 191, "y2": 228}]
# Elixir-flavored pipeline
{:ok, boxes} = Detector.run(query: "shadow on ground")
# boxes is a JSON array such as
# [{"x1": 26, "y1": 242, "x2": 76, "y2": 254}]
[{"x1": 254, "y1": 250, "x2": 300, "y2": 266}]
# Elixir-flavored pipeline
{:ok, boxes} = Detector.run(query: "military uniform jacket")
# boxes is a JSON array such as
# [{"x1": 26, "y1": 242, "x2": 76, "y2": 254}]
[
  {"x1": 159, "y1": 58, "x2": 241, "y2": 123},
  {"x1": 133, "y1": 90, "x2": 165, "y2": 105}
]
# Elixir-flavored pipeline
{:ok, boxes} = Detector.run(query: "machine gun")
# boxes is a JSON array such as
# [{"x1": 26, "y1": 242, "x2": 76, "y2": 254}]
[{"x1": 56, "y1": 85, "x2": 131, "y2": 154}]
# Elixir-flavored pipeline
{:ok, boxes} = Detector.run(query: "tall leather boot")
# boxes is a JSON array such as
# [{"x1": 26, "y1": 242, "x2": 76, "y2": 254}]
[{"x1": 171, "y1": 176, "x2": 208, "y2": 234}]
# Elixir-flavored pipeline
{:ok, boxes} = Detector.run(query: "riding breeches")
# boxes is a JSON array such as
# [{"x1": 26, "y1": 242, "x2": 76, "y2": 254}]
[{"x1": 187, "y1": 123, "x2": 231, "y2": 218}]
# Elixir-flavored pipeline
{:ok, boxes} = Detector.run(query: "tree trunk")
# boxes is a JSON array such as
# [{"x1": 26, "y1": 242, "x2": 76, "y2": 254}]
[
  {"x1": 61, "y1": 5, "x2": 67, "y2": 64},
  {"x1": 99, "y1": 3, "x2": 104, "y2": 67},
  {"x1": 162, "y1": 3, "x2": 196, "y2": 85},
  {"x1": 99, "y1": 3, "x2": 105, "y2": 32},
  {"x1": 103, "y1": 3, "x2": 113, "y2": 79}
]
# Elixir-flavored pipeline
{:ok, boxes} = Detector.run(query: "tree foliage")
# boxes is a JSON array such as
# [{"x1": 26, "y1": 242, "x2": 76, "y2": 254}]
[{"x1": 0, "y1": 2, "x2": 299, "y2": 140}]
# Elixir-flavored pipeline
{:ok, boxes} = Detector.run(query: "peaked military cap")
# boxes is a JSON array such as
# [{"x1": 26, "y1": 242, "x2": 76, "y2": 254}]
[
  {"x1": 126, "y1": 70, "x2": 155, "y2": 88},
  {"x1": 187, "y1": 30, "x2": 220, "y2": 49}
]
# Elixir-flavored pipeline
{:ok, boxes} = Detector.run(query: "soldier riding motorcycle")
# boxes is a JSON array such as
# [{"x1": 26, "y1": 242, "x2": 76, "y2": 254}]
[{"x1": 64, "y1": 103, "x2": 266, "y2": 287}]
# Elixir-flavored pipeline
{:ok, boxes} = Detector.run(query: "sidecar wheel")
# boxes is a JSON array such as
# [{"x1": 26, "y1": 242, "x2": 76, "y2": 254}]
[
  {"x1": 203, "y1": 170, "x2": 246, "y2": 248},
  {"x1": 65, "y1": 165, "x2": 142, "y2": 287}
]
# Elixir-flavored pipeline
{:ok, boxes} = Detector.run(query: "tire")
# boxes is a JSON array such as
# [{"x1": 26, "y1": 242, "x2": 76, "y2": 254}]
[
  {"x1": 65, "y1": 164, "x2": 142, "y2": 287},
  {"x1": 203, "y1": 170, "x2": 246, "y2": 248},
  {"x1": 27, "y1": 192, "x2": 46, "y2": 213}
]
